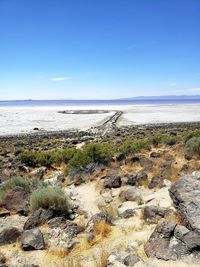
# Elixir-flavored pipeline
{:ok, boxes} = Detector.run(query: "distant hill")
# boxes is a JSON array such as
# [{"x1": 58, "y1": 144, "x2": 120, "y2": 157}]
[{"x1": 119, "y1": 95, "x2": 200, "y2": 100}]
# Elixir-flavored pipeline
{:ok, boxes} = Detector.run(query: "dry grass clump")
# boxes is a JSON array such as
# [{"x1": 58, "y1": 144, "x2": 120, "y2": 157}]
[{"x1": 93, "y1": 220, "x2": 112, "y2": 238}]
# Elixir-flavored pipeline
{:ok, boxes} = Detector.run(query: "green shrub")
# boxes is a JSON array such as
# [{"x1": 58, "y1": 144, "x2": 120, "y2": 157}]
[
  {"x1": 18, "y1": 151, "x2": 38, "y2": 167},
  {"x1": 51, "y1": 148, "x2": 76, "y2": 164},
  {"x1": 184, "y1": 137, "x2": 200, "y2": 159},
  {"x1": 150, "y1": 134, "x2": 180, "y2": 146},
  {"x1": 36, "y1": 152, "x2": 53, "y2": 167},
  {"x1": 19, "y1": 150, "x2": 53, "y2": 167},
  {"x1": 68, "y1": 143, "x2": 113, "y2": 168},
  {"x1": 30, "y1": 186, "x2": 71, "y2": 214},
  {"x1": 182, "y1": 130, "x2": 200, "y2": 143},
  {"x1": 69, "y1": 150, "x2": 91, "y2": 168},
  {"x1": 119, "y1": 139, "x2": 150, "y2": 154},
  {"x1": 84, "y1": 143, "x2": 113, "y2": 163},
  {"x1": 0, "y1": 176, "x2": 30, "y2": 198}
]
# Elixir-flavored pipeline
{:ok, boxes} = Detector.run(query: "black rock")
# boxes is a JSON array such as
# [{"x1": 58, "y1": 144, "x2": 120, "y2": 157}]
[{"x1": 21, "y1": 229, "x2": 45, "y2": 251}]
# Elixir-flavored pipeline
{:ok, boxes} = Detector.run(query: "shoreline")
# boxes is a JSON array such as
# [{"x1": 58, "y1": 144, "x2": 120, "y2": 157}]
[{"x1": 0, "y1": 121, "x2": 200, "y2": 141}]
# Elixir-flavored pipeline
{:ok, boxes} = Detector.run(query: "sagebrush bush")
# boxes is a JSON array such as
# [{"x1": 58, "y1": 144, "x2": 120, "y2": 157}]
[
  {"x1": 69, "y1": 143, "x2": 113, "y2": 168},
  {"x1": 84, "y1": 143, "x2": 113, "y2": 163},
  {"x1": 51, "y1": 148, "x2": 76, "y2": 164},
  {"x1": 69, "y1": 150, "x2": 91, "y2": 168},
  {"x1": 184, "y1": 137, "x2": 200, "y2": 159},
  {"x1": 0, "y1": 176, "x2": 30, "y2": 197},
  {"x1": 30, "y1": 186, "x2": 71, "y2": 214},
  {"x1": 150, "y1": 134, "x2": 180, "y2": 146},
  {"x1": 19, "y1": 151, "x2": 38, "y2": 166},
  {"x1": 119, "y1": 139, "x2": 150, "y2": 154}
]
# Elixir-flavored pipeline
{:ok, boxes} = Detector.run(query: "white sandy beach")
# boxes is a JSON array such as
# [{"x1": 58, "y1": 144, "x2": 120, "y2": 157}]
[{"x1": 0, "y1": 104, "x2": 200, "y2": 135}]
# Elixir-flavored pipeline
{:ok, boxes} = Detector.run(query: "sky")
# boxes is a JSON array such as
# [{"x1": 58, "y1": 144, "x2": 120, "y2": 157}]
[{"x1": 0, "y1": 0, "x2": 200, "y2": 100}]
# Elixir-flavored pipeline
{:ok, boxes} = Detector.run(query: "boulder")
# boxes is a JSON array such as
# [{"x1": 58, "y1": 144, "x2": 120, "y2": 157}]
[
  {"x1": 148, "y1": 176, "x2": 163, "y2": 189},
  {"x1": 145, "y1": 221, "x2": 200, "y2": 260},
  {"x1": 144, "y1": 221, "x2": 177, "y2": 260},
  {"x1": 21, "y1": 229, "x2": 45, "y2": 250},
  {"x1": 169, "y1": 175, "x2": 200, "y2": 232},
  {"x1": 143, "y1": 205, "x2": 174, "y2": 224},
  {"x1": 119, "y1": 188, "x2": 140, "y2": 202},
  {"x1": 0, "y1": 227, "x2": 21, "y2": 246},
  {"x1": 0, "y1": 186, "x2": 29, "y2": 215},
  {"x1": 119, "y1": 209, "x2": 136, "y2": 219},
  {"x1": 24, "y1": 208, "x2": 54, "y2": 230},
  {"x1": 104, "y1": 176, "x2": 122, "y2": 189},
  {"x1": 123, "y1": 254, "x2": 141, "y2": 266}
]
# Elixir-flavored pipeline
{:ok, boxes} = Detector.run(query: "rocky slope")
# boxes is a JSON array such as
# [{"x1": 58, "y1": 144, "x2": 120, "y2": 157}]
[{"x1": 0, "y1": 124, "x2": 200, "y2": 267}]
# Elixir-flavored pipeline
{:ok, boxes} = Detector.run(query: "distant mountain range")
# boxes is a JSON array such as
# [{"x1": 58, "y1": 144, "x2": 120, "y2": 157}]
[{"x1": 119, "y1": 95, "x2": 200, "y2": 100}]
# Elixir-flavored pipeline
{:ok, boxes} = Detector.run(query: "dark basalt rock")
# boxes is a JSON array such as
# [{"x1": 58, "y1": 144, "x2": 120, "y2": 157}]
[
  {"x1": 169, "y1": 175, "x2": 200, "y2": 233},
  {"x1": 21, "y1": 229, "x2": 45, "y2": 251},
  {"x1": 104, "y1": 176, "x2": 122, "y2": 189},
  {"x1": 119, "y1": 209, "x2": 136, "y2": 219},
  {"x1": 123, "y1": 254, "x2": 141, "y2": 266},
  {"x1": 24, "y1": 208, "x2": 54, "y2": 230},
  {"x1": 143, "y1": 205, "x2": 174, "y2": 224},
  {"x1": 0, "y1": 227, "x2": 21, "y2": 246},
  {"x1": 0, "y1": 186, "x2": 29, "y2": 215},
  {"x1": 150, "y1": 152, "x2": 161, "y2": 158}
]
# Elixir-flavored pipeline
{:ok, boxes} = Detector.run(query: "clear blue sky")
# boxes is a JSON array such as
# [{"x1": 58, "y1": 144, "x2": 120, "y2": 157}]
[{"x1": 0, "y1": 0, "x2": 200, "y2": 100}]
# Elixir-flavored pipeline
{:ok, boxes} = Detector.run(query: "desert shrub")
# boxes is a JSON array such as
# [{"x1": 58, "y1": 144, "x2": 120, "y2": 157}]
[
  {"x1": 151, "y1": 134, "x2": 180, "y2": 146},
  {"x1": 69, "y1": 150, "x2": 91, "y2": 168},
  {"x1": 36, "y1": 152, "x2": 53, "y2": 166},
  {"x1": 30, "y1": 186, "x2": 71, "y2": 214},
  {"x1": 84, "y1": 143, "x2": 113, "y2": 163},
  {"x1": 19, "y1": 150, "x2": 53, "y2": 167},
  {"x1": 69, "y1": 143, "x2": 113, "y2": 168},
  {"x1": 0, "y1": 176, "x2": 30, "y2": 197},
  {"x1": 119, "y1": 139, "x2": 150, "y2": 154},
  {"x1": 184, "y1": 137, "x2": 200, "y2": 159},
  {"x1": 51, "y1": 148, "x2": 76, "y2": 164},
  {"x1": 182, "y1": 130, "x2": 200, "y2": 143},
  {"x1": 18, "y1": 151, "x2": 38, "y2": 166}
]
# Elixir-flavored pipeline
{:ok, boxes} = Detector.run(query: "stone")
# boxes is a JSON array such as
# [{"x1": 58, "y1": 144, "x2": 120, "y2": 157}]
[
  {"x1": 123, "y1": 254, "x2": 141, "y2": 266},
  {"x1": 169, "y1": 175, "x2": 200, "y2": 233},
  {"x1": 135, "y1": 172, "x2": 148, "y2": 186},
  {"x1": 0, "y1": 210, "x2": 10, "y2": 217},
  {"x1": 150, "y1": 152, "x2": 161, "y2": 158},
  {"x1": 87, "y1": 212, "x2": 113, "y2": 231},
  {"x1": 0, "y1": 227, "x2": 21, "y2": 246},
  {"x1": 21, "y1": 229, "x2": 45, "y2": 251},
  {"x1": 0, "y1": 186, "x2": 29, "y2": 215},
  {"x1": 48, "y1": 216, "x2": 67, "y2": 228},
  {"x1": 143, "y1": 206, "x2": 173, "y2": 224},
  {"x1": 24, "y1": 208, "x2": 54, "y2": 230},
  {"x1": 119, "y1": 209, "x2": 136, "y2": 219},
  {"x1": 119, "y1": 188, "x2": 140, "y2": 202},
  {"x1": 104, "y1": 176, "x2": 122, "y2": 189},
  {"x1": 148, "y1": 176, "x2": 163, "y2": 189},
  {"x1": 127, "y1": 175, "x2": 137, "y2": 186},
  {"x1": 0, "y1": 252, "x2": 6, "y2": 264},
  {"x1": 144, "y1": 221, "x2": 177, "y2": 260},
  {"x1": 116, "y1": 153, "x2": 126, "y2": 162}
]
